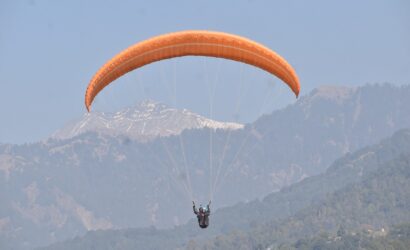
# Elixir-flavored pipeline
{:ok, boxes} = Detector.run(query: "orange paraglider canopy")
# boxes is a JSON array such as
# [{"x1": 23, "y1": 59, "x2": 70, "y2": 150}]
[{"x1": 85, "y1": 30, "x2": 300, "y2": 111}]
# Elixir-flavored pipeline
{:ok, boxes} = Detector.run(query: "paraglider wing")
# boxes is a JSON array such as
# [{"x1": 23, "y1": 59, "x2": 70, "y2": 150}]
[{"x1": 85, "y1": 30, "x2": 300, "y2": 111}]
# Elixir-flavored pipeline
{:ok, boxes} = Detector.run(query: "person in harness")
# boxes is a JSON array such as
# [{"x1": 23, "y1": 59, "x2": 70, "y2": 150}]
[{"x1": 192, "y1": 200, "x2": 211, "y2": 229}]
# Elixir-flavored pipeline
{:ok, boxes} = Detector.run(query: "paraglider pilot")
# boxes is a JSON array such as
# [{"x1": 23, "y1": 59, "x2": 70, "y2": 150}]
[{"x1": 193, "y1": 200, "x2": 211, "y2": 228}]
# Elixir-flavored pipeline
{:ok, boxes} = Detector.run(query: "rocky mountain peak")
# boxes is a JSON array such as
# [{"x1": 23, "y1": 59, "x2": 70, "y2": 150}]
[{"x1": 51, "y1": 100, "x2": 243, "y2": 141}]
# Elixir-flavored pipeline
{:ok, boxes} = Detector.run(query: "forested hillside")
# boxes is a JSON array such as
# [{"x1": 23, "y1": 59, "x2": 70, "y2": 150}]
[{"x1": 38, "y1": 129, "x2": 410, "y2": 249}]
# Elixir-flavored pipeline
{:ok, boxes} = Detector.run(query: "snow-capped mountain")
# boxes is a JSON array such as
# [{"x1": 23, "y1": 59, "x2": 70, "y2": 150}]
[{"x1": 52, "y1": 100, "x2": 244, "y2": 140}]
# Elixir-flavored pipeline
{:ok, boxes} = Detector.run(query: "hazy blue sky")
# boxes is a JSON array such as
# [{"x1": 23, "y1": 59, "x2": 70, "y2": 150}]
[{"x1": 1, "y1": 0, "x2": 409, "y2": 144}]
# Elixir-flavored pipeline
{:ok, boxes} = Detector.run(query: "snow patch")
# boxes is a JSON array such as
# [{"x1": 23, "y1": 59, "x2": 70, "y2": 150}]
[{"x1": 51, "y1": 100, "x2": 244, "y2": 141}]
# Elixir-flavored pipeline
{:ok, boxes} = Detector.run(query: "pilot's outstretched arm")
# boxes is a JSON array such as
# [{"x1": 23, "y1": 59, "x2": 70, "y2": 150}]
[{"x1": 193, "y1": 201, "x2": 198, "y2": 214}]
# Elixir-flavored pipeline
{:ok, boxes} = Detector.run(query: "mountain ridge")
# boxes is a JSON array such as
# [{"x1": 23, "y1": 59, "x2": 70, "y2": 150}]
[{"x1": 2, "y1": 83, "x2": 410, "y2": 249}]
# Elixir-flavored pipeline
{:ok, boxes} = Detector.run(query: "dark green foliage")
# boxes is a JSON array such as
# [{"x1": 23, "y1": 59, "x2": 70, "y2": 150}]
[
  {"x1": 280, "y1": 223, "x2": 410, "y2": 250},
  {"x1": 194, "y1": 152, "x2": 410, "y2": 249}
]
